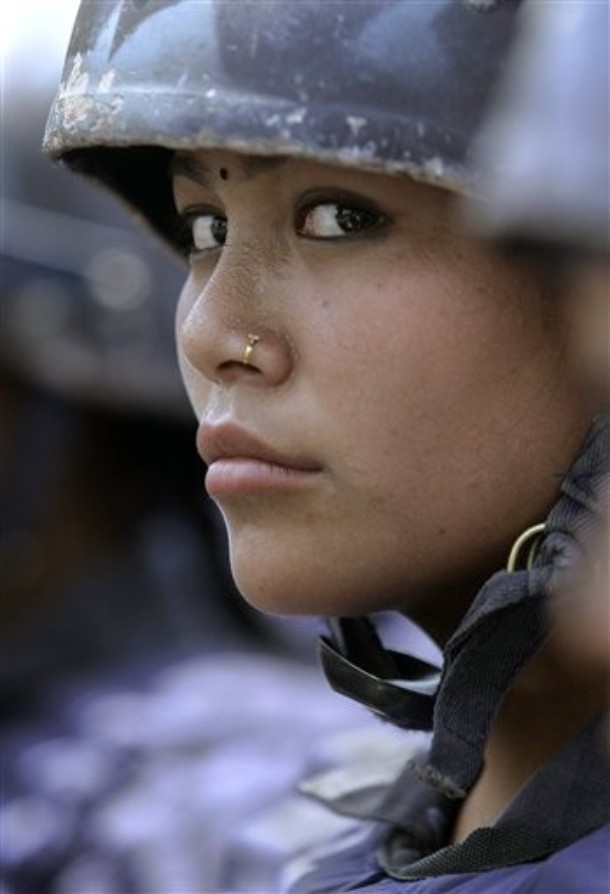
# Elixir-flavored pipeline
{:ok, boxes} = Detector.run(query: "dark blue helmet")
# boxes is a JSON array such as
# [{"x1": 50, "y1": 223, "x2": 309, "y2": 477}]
[{"x1": 44, "y1": 0, "x2": 522, "y2": 254}]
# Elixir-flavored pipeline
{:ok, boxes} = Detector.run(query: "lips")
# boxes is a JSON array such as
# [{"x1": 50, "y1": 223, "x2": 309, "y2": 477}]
[
  {"x1": 197, "y1": 422, "x2": 320, "y2": 470},
  {"x1": 196, "y1": 422, "x2": 322, "y2": 497}
]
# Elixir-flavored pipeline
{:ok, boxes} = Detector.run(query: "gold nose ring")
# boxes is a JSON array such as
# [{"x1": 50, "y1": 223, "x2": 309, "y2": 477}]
[{"x1": 242, "y1": 333, "x2": 260, "y2": 366}]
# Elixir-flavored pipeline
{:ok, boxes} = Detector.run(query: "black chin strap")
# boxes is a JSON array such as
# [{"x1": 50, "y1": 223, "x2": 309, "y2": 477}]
[{"x1": 318, "y1": 616, "x2": 440, "y2": 731}]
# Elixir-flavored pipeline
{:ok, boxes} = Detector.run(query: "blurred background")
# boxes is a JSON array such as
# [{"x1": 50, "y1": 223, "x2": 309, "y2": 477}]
[
  {"x1": 4, "y1": 2, "x2": 605, "y2": 892},
  {"x1": 1, "y1": 5, "x2": 402, "y2": 891}
]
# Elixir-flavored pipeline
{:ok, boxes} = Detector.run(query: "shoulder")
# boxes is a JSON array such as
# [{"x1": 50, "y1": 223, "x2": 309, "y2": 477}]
[
  {"x1": 525, "y1": 823, "x2": 610, "y2": 894},
  {"x1": 402, "y1": 824, "x2": 610, "y2": 894},
  {"x1": 288, "y1": 824, "x2": 610, "y2": 894}
]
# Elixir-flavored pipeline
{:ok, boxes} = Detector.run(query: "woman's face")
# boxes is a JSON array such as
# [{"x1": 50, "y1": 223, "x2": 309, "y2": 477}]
[{"x1": 172, "y1": 150, "x2": 590, "y2": 637}]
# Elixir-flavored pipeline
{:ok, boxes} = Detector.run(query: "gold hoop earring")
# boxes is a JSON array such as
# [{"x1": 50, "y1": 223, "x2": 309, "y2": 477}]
[
  {"x1": 242, "y1": 333, "x2": 260, "y2": 366},
  {"x1": 506, "y1": 522, "x2": 546, "y2": 573}
]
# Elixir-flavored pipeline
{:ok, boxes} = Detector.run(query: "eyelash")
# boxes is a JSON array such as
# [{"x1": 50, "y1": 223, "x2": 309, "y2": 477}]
[{"x1": 175, "y1": 200, "x2": 386, "y2": 260}]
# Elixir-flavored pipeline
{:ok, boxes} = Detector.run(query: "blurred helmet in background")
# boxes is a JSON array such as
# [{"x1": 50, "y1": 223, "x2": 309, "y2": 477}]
[
  {"x1": 469, "y1": 1, "x2": 609, "y2": 397},
  {"x1": 2, "y1": 0, "x2": 188, "y2": 418},
  {"x1": 471, "y1": 0, "x2": 609, "y2": 256}
]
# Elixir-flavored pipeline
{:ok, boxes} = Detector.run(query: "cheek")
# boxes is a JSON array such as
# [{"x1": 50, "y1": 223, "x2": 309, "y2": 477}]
[
  {"x1": 311, "y1": 260, "x2": 541, "y2": 491},
  {"x1": 302, "y1": 283, "x2": 452, "y2": 510},
  {"x1": 311, "y1": 265, "x2": 467, "y2": 414}
]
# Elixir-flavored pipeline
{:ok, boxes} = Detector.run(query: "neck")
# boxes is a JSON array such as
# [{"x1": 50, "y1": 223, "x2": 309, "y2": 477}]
[{"x1": 451, "y1": 634, "x2": 610, "y2": 842}]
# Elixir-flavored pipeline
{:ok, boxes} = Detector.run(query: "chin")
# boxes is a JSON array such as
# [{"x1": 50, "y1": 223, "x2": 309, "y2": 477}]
[
  {"x1": 223, "y1": 513, "x2": 431, "y2": 618},
  {"x1": 231, "y1": 557, "x2": 325, "y2": 615},
  {"x1": 228, "y1": 542, "x2": 395, "y2": 619},
  {"x1": 225, "y1": 523, "x2": 321, "y2": 615}
]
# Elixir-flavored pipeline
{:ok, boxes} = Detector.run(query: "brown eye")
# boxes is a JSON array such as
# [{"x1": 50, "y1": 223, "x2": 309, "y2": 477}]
[{"x1": 299, "y1": 203, "x2": 383, "y2": 239}]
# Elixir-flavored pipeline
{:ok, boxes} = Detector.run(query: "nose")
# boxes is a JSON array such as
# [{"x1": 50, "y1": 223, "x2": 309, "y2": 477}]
[{"x1": 177, "y1": 258, "x2": 294, "y2": 387}]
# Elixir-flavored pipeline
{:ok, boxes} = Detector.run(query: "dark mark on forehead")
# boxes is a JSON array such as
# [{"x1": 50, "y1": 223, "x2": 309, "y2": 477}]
[{"x1": 170, "y1": 152, "x2": 288, "y2": 186}]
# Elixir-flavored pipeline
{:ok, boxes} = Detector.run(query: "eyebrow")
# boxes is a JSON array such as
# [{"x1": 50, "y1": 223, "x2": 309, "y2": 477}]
[{"x1": 169, "y1": 152, "x2": 289, "y2": 186}]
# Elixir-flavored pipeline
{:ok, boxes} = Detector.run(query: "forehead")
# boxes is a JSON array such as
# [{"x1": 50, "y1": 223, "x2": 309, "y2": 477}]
[
  {"x1": 169, "y1": 149, "x2": 455, "y2": 209},
  {"x1": 170, "y1": 152, "x2": 290, "y2": 187}
]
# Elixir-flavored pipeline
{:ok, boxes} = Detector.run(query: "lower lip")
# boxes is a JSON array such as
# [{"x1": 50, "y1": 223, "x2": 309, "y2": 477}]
[{"x1": 205, "y1": 458, "x2": 321, "y2": 498}]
